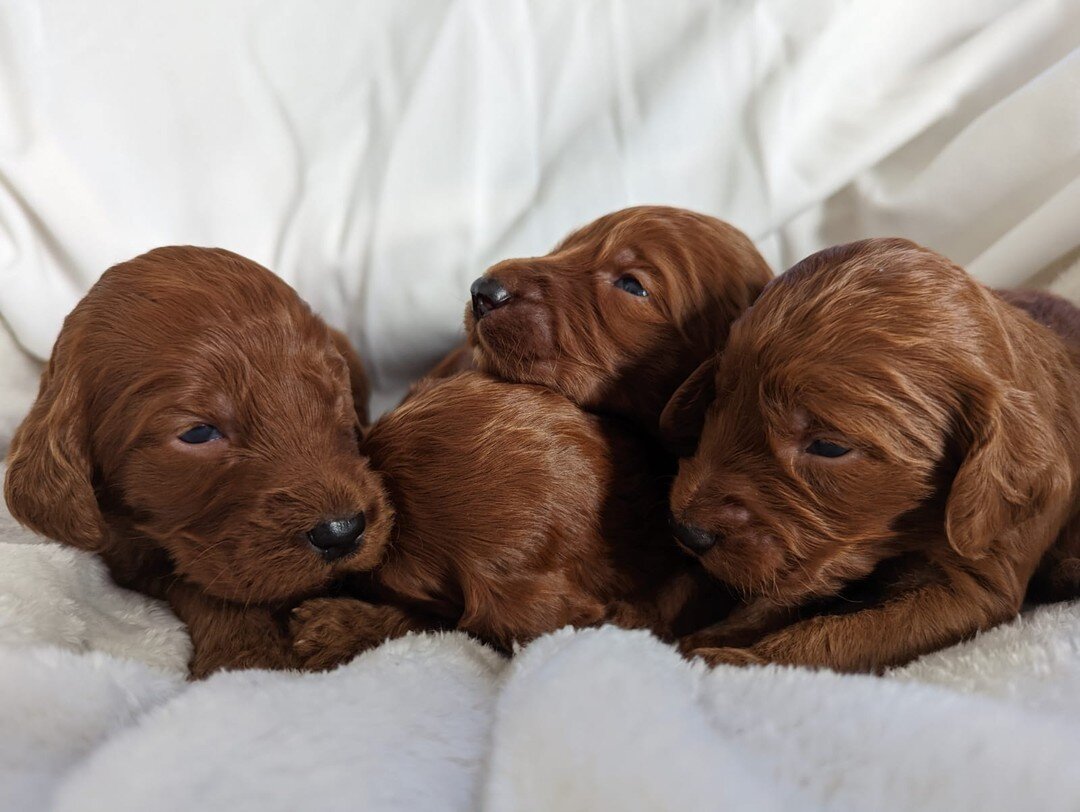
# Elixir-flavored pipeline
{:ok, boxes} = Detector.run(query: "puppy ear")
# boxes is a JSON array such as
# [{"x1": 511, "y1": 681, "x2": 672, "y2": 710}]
[
  {"x1": 329, "y1": 328, "x2": 370, "y2": 426},
  {"x1": 945, "y1": 382, "x2": 1067, "y2": 559},
  {"x1": 4, "y1": 352, "x2": 105, "y2": 549},
  {"x1": 659, "y1": 356, "x2": 718, "y2": 457}
]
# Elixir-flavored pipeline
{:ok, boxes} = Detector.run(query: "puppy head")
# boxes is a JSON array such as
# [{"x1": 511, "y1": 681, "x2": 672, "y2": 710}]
[
  {"x1": 668, "y1": 239, "x2": 1068, "y2": 603},
  {"x1": 464, "y1": 206, "x2": 771, "y2": 430},
  {"x1": 5, "y1": 247, "x2": 390, "y2": 603}
]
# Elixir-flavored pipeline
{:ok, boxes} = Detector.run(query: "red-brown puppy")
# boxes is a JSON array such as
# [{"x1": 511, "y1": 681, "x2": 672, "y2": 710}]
[
  {"x1": 430, "y1": 206, "x2": 771, "y2": 434},
  {"x1": 664, "y1": 238, "x2": 1080, "y2": 672},
  {"x1": 291, "y1": 372, "x2": 720, "y2": 669},
  {"x1": 4, "y1": 247, "x2": 386, "y2": 677}
]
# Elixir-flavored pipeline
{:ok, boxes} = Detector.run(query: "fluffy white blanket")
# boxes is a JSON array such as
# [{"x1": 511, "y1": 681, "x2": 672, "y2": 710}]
[{"x1": 3, "y1": 530, "x2": 1080, "y2": 812}]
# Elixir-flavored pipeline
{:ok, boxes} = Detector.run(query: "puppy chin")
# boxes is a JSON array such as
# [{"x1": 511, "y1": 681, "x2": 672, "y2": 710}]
[
  {"x1": 471, "y1": 315, "x2": 556, "y2": 385},
  {"x1": 184, "y1": 559, "x2": 335, "y2": 604},
  {"x1": 697, "y1": 537, "x2": 789, "y2": 598},
  {"x1": 170, "y1": 530, "x2": 379, "y2": 604}
]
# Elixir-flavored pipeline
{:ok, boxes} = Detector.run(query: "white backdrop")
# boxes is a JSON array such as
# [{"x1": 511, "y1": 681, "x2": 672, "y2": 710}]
[{"x1": 1, "y1": 0, "x2": 1078, "y2": 410}]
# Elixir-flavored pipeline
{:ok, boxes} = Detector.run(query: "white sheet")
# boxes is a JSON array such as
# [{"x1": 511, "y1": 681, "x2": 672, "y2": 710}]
[
  {"x1": 1, "y1": 0, "x2": 1078, "y2": 411},
  {"x1": 3, "y1": 548, "x2": 1080, "y2": 812}
]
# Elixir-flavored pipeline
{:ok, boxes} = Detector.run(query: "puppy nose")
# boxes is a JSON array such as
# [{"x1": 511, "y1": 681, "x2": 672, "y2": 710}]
[
  {"x1": 672, "y1": 521, "x2": 719, "y2": 555},
  {"x1": 470, "y1": 276, "x2": 512, "y2": 320},
  {"x1": 307, "y1": 514, "x2": 365, "y2": 561}
]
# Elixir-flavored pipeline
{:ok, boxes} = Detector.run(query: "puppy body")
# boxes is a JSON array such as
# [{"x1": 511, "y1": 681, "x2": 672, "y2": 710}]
[
  {"x1": 429, "y1": 206, "x2": 771, "y2": 434},
  {"x1": 5, "y1": 247, "x2": 382, "y2": 677},
  {"x1": 291, "y1": 372, "x2": 720, "y2": 669},
  {"x1": 998, "y1": 288, "x2": 1080, "y2": 602},
  {"x1": 667, "y1": 239, "x2": 1080, "y2": 672}
]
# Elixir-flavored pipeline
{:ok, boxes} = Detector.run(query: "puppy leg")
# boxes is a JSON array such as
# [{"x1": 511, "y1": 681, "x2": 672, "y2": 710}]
[
  {"x1": 678, "y1": 598, "x2": 799, "y2": 652},
  {"x1": 1028, "y1": 516, "x2": 1080, "y2": 603},
  {"x1": 290, "y1": 598, "x2": 436, "y2": 671},
  {"x1": 687, "y1": 570, "x2": 1022, "y2": 672},
  {"x1": 165, "y1": 582, "x2": 296, "y2": 679}
]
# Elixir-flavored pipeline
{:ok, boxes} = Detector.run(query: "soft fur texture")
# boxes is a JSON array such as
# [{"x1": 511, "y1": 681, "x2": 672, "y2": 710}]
[
  {"x1": 3, "y1": 247, "x2": 380, "y2": 677},
  {"x1": 666, "y1": 238, "x2": 1080, "y2": 671},
  {"x1": 291, "y1": 372, "x2": 721, "y2": 669},
  {"x1": 435, "y1": 206, "x2": 771, "y2": 434}
]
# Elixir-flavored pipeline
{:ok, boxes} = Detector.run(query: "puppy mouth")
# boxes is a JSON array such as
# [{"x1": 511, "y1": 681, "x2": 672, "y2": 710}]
[
  {"x1": 470, "y1": 308, "x2": 555, "y2": 370},
  {"x1": 693, "y1": 531, "x2": 790, "y2": 595},
  {"x1": 470, "y1": 299, "x2": 519, "y2": 334}
]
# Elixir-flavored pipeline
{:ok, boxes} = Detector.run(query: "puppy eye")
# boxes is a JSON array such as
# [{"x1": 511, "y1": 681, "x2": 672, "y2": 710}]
[
  {"x1": 805, "y1": 439, "x2": 850, "y2": 458},
  {"x1": 613, "y1": 275, "x2": 648, "y2": 297},
  {"x1": 178, "y1": 424, "x2": 223, "y2": 444}
]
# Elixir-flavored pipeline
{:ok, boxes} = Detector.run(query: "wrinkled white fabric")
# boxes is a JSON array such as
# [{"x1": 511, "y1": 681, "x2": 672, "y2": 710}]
[{"x1": 1, "y1": 0, "x2": 1078, "y2": 411}]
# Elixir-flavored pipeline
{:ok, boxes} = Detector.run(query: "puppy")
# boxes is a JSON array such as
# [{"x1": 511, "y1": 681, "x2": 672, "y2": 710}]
[
  {"x1": 429, "y1": 206, "x2": 771, "y2": 433},
  {"x1": 291, "y1": 372, "x2": 720, "y2": 669},
  {"x1": 664, "y1": 238, "x2": 1080, "y2": 672},
  {"x1": 4, "y1": 247, "x2": 386, "y2": 677}
]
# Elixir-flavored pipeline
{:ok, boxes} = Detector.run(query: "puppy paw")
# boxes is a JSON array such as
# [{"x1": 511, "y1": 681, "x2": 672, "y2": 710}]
[
  {"x1": 290, "y1": 598, "x2": 388, "y2": 671},
  {"x1": 677, "y1": 631, "x2": 715, "y2": 654},
  {"x1": 686, "y1": 646, "x2": 766, "y2": 668},
  {"x1": 678, "y1": 628, "x2": 745, "y2": 655}
]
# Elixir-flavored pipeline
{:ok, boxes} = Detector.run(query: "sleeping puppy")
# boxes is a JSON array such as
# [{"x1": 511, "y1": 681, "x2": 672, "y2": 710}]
[
  {"x1": 664, "y1": 238, "x2": 1080, "y2": 672},
  {"x1": 290, "y1": 372, "x2": 720, "y2": 670},
  {"x1": 4, "y1": 247, "x2": 385, "y2": 677},
  {"x1": 430, "y1": 206, "x2": 771, "y2": 434}
]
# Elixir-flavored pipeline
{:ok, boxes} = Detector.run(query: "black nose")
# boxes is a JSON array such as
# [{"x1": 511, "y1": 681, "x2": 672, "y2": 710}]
[
  {"x1": 307, "y1": 514, "x2": 365, "y2": 561},
  {"x1": 470, "y1": 276, "x2": 512, "y2": 320},
  {"x1": 672, "y1": 521, "x2": 719, "y2": 555}
]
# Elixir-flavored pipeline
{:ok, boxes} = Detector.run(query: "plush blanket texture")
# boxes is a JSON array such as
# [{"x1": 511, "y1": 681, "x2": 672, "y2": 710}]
[{"x1": 3, "y1": 542, "x2": 1080, "y2": 812}]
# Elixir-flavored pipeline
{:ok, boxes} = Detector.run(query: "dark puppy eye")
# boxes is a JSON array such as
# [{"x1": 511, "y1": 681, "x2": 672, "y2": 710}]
[
  {"x1": 805, "y1": 439, "x2": 850, "y2": 458},
  {"x1": 178, "y1": 424, "x2": 223, "y2": 444},
  {"x1": 613, "y1": 275, "x2": 648, "y2": 297}
]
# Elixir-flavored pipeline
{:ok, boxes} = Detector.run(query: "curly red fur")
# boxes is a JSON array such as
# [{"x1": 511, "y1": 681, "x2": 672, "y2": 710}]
[
  {"x1": 427, "y1": 206, "x2": 771, "y2": 435},
  {"x1": 4, "y1": 247, "x2": 380, "y2": 677},
  {"x1": 666, "y1": 238, "x2": 1080, "y2": 671},
  {"x1": 290, "y1": 372, "x2": 724, "y2": 669}
]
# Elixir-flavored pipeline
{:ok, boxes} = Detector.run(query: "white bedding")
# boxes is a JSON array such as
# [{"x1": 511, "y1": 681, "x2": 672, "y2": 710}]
[
  {"x1": 3, "y1": 528, "x2": 1080, "y2": 812},
  {"x1": 1, "y1": 2, "x2": 1079, "y2": 810},
  {"x1": 1, "y1": 0, "x2": 1079, "y2": 409}
]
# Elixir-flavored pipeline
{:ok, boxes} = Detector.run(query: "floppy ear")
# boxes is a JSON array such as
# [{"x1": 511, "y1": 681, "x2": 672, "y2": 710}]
[
  {"x1": 944, "y1": 382, "x2": 1067, "y2": 559},
  {"x1": 659, "y1": 356, "x2": 718, "y2": 457},
  {"x1": 4, "y1": 351, "x2": 106, "y2": 549},
  {"x1": 329, "y1": 328, "x2": 370, "y2": 426}
]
